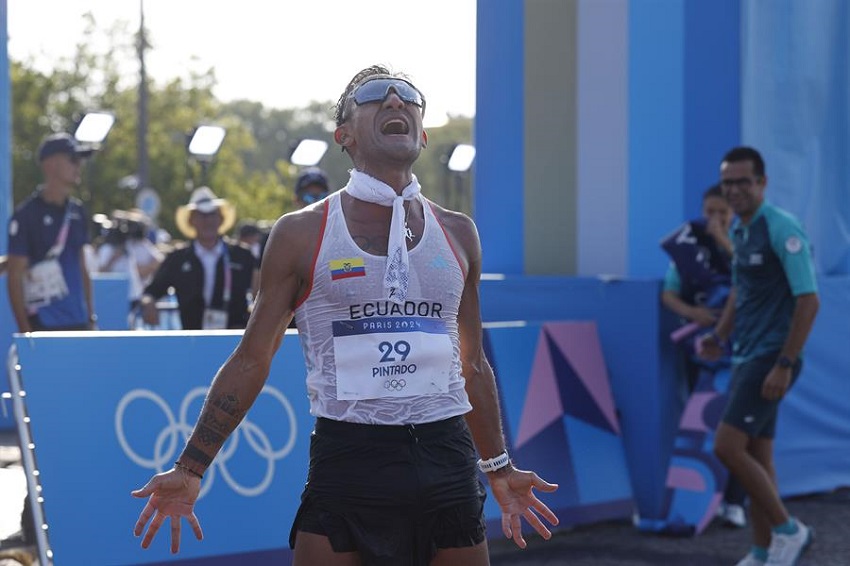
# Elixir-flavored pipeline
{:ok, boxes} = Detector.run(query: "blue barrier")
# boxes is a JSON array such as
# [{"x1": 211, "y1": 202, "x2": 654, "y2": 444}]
[
  {"x1": 483, "y1": 321, "x2": 633, "y2": 529},
  {"x1": 12, "y1": 331, "x2": 305, "y2": 565},
  {"x1": 479, "y1": 276, "x2": 682, "y2": 523},
  {"x1": 10, "y1": 321, "x2": 633, "y2": 564},
  {"x1": 6, "y1": 275, "x2": 850, "y2": 565},
  {"x1": 479, "y1": 274, "x2": 850, "y2": 520},
  {"x1": 0, "y1": 274, "x2": 129, "y2": 431}
]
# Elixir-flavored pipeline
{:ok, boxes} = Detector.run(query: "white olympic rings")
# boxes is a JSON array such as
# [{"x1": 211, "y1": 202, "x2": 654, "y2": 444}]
[{"x1": 115, "y1": 385, "x2": 297, "y2": 498}]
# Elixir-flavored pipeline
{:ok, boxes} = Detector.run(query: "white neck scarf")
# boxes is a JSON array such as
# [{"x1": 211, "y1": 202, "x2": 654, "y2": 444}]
[{"x1": 343, "y1": 170, "x2": 421, "y2": 303}]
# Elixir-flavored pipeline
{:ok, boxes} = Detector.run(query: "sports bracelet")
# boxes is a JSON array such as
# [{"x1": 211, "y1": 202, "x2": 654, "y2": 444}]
[
  {"x1": 477, "y1": 450, "x2": 511, "y2": 473},
  {"x1": 174, "y1": 460, "x2": 204, "y2": 479}
]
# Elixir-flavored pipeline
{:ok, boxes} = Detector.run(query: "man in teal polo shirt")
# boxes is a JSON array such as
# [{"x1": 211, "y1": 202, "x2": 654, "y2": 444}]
[{"x1": 698, "y1": 147, "x2": 819, "y2": 566}]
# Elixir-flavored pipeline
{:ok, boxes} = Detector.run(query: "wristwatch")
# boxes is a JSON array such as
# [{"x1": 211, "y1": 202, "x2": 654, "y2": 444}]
[
  {"x1": 477, "y1": 450, "x2": 511, "y2": 473},
  {"x1": 777, "y1": 356, "x2": 795, "y2": 369}
]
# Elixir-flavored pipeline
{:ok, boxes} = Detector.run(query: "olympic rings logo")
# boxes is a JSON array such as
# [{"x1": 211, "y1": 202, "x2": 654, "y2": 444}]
[
  {"x1": 384, "y1": 379, "x2": 407, "y2": 391},
  {"x1": 115, "y1": 386, "x2": 297, "y2": 498}
]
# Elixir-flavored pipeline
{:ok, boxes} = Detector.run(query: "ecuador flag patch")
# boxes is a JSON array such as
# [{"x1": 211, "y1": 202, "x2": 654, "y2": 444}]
[{"x1": 330, "y1": 257, "x2": 366, "y2": 280}]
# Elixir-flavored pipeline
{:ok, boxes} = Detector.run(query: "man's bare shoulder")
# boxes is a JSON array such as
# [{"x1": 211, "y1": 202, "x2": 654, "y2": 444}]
[
  {"x1": 427, "y1": 201, "x2": 479, "y2": 246},
  {"x1": 262, "y1": 202, "x2": 328, "y2": 274}
]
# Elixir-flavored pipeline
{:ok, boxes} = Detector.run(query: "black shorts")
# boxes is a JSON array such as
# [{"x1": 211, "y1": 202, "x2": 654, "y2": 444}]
[
  {"x1": 722, "y1": 351, "x2": 802, "y2": 439},
  {"x1": 289, "y1": 415, "x2": 487, "y2": 566}
]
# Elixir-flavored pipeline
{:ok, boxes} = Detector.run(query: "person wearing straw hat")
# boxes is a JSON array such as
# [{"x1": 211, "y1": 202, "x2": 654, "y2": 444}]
[
  {"x1": 138, "y1": 186, "x2": 258, "y2": 330},
  {"x1": 132, "y1": 65, "x2": 559, "y2": 565}
]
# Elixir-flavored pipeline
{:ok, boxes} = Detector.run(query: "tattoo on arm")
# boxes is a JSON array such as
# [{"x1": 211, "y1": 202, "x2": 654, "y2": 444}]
[
  {"x1": 182, "y1": 443, "x2": 213, "y2": 468},
  {"x1": 182, "y1": 390, "x2": 247, "y2": 466}
]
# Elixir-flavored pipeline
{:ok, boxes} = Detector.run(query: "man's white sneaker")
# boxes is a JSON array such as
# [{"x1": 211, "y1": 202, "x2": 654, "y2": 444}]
[
  {"x1": 735, "y1": 552, "x2": 766, "y2": 566},
  {"x1": 720, "y1": 503, "x2": 748, "y2": 528},
  {"x1": 766, "y1": 519, "x2": 814, "y2": 565}
]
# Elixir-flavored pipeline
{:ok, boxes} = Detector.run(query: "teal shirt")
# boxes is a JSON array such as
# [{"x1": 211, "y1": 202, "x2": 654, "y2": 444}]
[
  {"x1": 731, "y1": 203, "x2": 817, "y2": 362},
  {"x1": 663, "y1": 263, "x2": 681, "y2": 293}
]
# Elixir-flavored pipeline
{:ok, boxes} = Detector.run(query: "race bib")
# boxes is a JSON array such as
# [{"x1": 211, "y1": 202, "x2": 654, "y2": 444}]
[
  {"x1": 24, "y1": 259, "x2": 69, "y2": 310},
  {"x1": 332, "y1": 317, "x2": 453, "y2": 400},
  {"x1": 202, "y1": 308, "x2": 228, "y2": 330}
]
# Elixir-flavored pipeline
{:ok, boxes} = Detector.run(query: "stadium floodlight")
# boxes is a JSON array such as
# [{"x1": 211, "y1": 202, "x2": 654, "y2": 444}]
[
  {"x1": 187, "y1": 125, "x2": 227, "y2": 158},
  {"x1": 447, "y1": 143, "x2": 476, "y2": 172},
  {"x1": 74, "y1": 111, "x2": 115, "y2": 145},
  {"x1": 289, "y1": 138, "x2": 329, "y2": 166}
]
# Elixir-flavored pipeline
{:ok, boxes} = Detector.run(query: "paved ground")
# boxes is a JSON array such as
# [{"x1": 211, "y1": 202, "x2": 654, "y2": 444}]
[
  {"x1": 1, "y1": 429, "x2": 848, "y2": 565},
  {"x1": 488, "y1": 490, "x2": 850, "y2": 566}
]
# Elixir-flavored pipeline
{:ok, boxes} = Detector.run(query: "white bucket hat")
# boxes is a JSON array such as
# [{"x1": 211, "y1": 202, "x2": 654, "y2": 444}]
[{"x1": 175, "y1": 186, "x2": 236, "y2": 239}]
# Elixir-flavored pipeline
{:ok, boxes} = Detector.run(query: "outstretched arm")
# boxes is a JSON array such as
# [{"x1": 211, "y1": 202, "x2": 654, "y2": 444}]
[
  {"x1": 443, "y1": 209, "x2": 559, "y2": 549},
  {"x1": 131, "y1": 207, "x2": 322, "y2": 553}
]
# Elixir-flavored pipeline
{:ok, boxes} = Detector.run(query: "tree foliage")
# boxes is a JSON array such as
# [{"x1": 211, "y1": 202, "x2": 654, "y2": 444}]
[{"x1": 10, "y1": 13, "x2": 474, "y2": 240}]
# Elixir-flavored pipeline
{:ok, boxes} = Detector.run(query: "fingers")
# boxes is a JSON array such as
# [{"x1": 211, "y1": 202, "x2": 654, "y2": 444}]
[
  {"x1": 141, "y1": 511, "x2": 166, "y2": 549},
  {"x1": 510, "y1": 513, "x2": 526, "y2": 549},
  {"x1": 761, "y1": 378, "x2": 786, "y2": 401},
  {"x1": 523, "y1": 508, "x2": 553, "y2": 540},
  {"x1": 532, "y1": 475, "x2": 559, "y2": 493},
  {"x1": 133, "y1": 502, "x2": 155, "y2": 537},
  {"x1": 762, "y1": 385, "x2": 784, "y2": 401},
  {"x1": 500, "y1": 513, "x2": 525, "y2": 548},
  {"x1": 501, "y1": 513, "x2": 512, "y2": 540},
  {"x1": 531, "y1": 496, "x2": 559, "y2": 527},
  {"x1": 171, "y1": 515, "x2": 181, "y2": 554},
  {"x1": 131, "y1": 480, "x2": 156, "y2": 499},
  {"x1": 187, "y1": 513, "x2": 204, "y2": 541}
]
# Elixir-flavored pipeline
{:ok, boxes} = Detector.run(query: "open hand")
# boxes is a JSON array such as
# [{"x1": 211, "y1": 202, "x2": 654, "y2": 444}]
[
  {"x1": 131, "y1": 467, "x2": 203, "y2": 553},
  {"x1": 488, "y1": 466, "x2": 559, "y2": 549}
]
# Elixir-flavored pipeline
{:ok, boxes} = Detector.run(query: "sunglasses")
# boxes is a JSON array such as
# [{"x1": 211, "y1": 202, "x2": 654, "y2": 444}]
[
  {"x1": 300, "y1": 191, "x2": 329, "y2": 205},
  {"x1": 344, "y1": 78, "x2": 425, "y2": 120},
  {"x1": 721, "y1": 177, "x2": 761, "y2": 190}
]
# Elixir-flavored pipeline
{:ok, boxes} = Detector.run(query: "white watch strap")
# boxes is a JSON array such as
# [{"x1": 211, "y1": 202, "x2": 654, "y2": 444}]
[{"x1": 477, "y1": 450, "x2": 510, "y2": 473}]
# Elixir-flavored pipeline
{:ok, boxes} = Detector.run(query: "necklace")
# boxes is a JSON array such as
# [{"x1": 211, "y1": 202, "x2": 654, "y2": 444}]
[{"x1": 404, "y1": 202, "x2": 415, "y2": 242}]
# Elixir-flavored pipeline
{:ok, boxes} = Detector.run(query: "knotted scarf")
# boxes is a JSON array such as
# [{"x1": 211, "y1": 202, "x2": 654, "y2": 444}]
[{"x1": 343, "y1": 170, "x2": 421, "y2": 303}]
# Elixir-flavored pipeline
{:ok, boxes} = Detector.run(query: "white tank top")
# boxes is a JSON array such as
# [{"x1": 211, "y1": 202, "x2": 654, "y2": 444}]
[{"x1": 293, "y1": 192, "x2": 472, "y2": 424}]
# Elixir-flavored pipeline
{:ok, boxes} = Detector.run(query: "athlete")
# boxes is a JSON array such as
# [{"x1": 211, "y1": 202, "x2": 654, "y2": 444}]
[{"x1": 132, "y1": 65, "x2": 559, "y2": 565}]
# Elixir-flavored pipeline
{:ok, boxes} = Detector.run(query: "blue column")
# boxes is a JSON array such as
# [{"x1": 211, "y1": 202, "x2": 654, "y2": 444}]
[
  {"x1": 576, "y1": 0, "x2": 629, "y2": 277},
  {"x1": 628, "y1": 0, "x2": 686, "y2": 279},
  {"x1": 474, "y1": 0, "x2": 524, "y2": 274},
  {"x1": 683, "y1": 0, "x2": 741, "y2": 218},
  {"x1": 741, "y1": 0, "x2": 850, "y2": 275},
  {"x1": 0, "y1": 0, "x2": 10, "y2": 254}
]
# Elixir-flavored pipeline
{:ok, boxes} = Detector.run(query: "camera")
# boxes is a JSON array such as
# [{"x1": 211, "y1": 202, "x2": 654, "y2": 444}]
[{"x1": 95, "y1": 210, "x2": 149, "y2": 247}]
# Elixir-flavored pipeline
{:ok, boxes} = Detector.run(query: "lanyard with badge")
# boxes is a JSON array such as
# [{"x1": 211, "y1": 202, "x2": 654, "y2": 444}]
[
  {"x1": 202, "y1": 244, "x2": 231, "y2": 330},
  {"x1": 24, "y1": 203, "x2": 73, "y2": 311}
]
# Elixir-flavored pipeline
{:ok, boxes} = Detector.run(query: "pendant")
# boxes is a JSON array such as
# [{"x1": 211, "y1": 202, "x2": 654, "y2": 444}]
[{"x1": 404, "y1": 222, "x2": 414, "y2": 242}]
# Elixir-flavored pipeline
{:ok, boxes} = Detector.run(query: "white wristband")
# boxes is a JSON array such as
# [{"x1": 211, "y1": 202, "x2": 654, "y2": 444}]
[{"x1": 477, "y1": 450, "x2": 511, "y2": 473}]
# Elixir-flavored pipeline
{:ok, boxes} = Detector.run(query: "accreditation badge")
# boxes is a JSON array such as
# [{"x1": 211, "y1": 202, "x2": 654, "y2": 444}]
[
  {"x1": 24, "y1": 259, "x2": 70, "y2": 310},
  {"x1": 332, "y1": 316, "x2": 452, "y2": 400}
]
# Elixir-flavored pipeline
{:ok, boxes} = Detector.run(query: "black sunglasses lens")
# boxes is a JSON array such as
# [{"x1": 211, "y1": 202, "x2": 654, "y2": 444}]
[{"x1": 352, "y1": 79, "x2": 423, "y2": 107}]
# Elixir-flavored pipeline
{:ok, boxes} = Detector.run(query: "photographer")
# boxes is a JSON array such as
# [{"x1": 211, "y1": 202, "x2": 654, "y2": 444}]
[{"x1": 95, "y1": 209, "x2": 163, "y2": 315}]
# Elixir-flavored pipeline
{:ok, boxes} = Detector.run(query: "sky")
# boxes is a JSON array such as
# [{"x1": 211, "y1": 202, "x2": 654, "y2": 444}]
[{"x1": 6, "y1": 0, "x2": 478, "y2": 127}]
